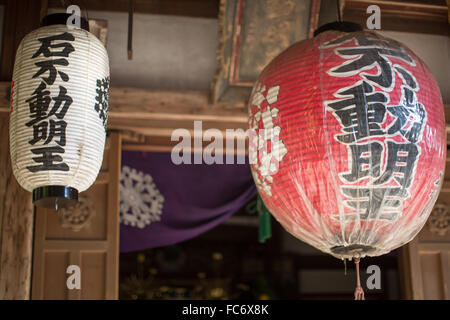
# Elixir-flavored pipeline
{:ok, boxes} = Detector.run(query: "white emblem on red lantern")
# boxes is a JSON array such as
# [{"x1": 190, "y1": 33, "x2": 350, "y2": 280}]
[{"x1": 249, "y1": 83, "x2": 288, "y2": 197}]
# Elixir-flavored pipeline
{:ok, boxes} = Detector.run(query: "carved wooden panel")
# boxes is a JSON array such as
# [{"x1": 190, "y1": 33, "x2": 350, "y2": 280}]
[
  {"x1": 400, "y1": 194, "x2": 450, "y2": 299},
  {"x1": 31, "y1": 132, "x2": 121, "y2": 300},
  {"x1": 211, "y1": 0, "x2": 320, "y2": 107}
]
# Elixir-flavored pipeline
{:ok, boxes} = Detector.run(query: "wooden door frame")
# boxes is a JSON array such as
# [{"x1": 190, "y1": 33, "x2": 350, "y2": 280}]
[{"x1": 31, "y1": 132, "x2": 122, "y2": 299}]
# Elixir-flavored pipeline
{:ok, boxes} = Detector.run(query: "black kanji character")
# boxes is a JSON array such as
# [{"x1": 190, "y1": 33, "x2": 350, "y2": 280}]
[
  {"x1": 26, "y1": 86, "x2": 72, "y2": 126},
  {"x1": 25, "y1": 82, "x2": 51, "y2": 126},
  {"x1": 29, "y1": 121, "x2": 48, "y2": 145},
  {"x1": 341, "y1": 141, "x2": 383, "y2": 183},
  {"x1": 373, "y1": 141, "x2": 419, "y2": 188},
  {"x1": 29, "y1": 120, "x2": 67, "y2": 146},
  {"x1": 50, "y1": 86, "x2": 72, "y2": 119},
  {"x1": 32, "y1": 32, "x2": 75, "y2": 58},
  {"x1": 327, "y1": 81, "x2": 388, "y2": 143},
  {"x1": 46, "y1": 120, "x2": 67, "y2": 146},
  {"x1": 330, "y1": 46, "x2": 414, "y2": 89},
  {"x1": 387, "y1": 87, "x2": 426, "y2": 143},
  {"x1": 94, "y1": 76, "x2": 110, "y2": 131},
  {"x1": 26, "y1": 146, "x2": 69, "y2": 172},
  {"x1": 33, "y1": 58, "x2": 69, "y2": 85},
  {"x1": 394, "y1": 65, "x2": 418, "y2": 90},
  {"x1": 340, "y1": 187, "x2": 409, "y2": 221}
]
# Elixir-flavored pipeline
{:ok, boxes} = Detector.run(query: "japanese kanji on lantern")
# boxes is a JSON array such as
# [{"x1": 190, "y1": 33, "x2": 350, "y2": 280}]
[
  {"x1": 9, "y1": 14, "x2": 110, "y2": 208},
  {"x1": 249, "y1": 24, "x2": 445, "y2": 267}
]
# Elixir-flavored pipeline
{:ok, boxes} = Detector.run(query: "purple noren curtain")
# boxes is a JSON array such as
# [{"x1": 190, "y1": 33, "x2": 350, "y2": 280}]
[{"x1": 119, "y1": 151, "x2": 257, "y2": 252}]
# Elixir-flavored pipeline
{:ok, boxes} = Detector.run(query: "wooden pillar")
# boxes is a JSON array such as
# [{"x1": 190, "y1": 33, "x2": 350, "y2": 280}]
[
  {"x1": 0, "y1": 116, "x2": 34, "y2": 299},
  {"x1": 399, "y1": 108, "x2": 450, "y2": 299},
  {"x1": 0, "y1": 0, "x2": 47, "y2": 299},
  {"x1": 399, "y1": 226, "x2": 450, "y2": 300}
]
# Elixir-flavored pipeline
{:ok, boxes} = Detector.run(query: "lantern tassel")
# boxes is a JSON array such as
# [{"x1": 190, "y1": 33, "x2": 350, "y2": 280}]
[{"x1": 354, "y1": 258, "x2": 365, "y2": 300}]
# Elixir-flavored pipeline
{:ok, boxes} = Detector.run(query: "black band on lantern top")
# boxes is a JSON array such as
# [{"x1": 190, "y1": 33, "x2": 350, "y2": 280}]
[
  {"x1": 313, "y1": 21, "x2": 363, "y2": 37},
  {"x1": 33, "y1": 186, "x2": 78, "y2": 209},
  {"x1": 41, "y1": 13, "x2": 90, "y2": 32}
]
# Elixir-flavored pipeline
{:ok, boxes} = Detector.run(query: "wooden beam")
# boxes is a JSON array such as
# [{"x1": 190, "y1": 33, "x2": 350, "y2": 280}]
[
  {"x1": 123, "y1": 137, "x2": 249, "y2": 156},
  {"x1": 0, "y1": 82, "x2": 249, "y2": 154},
  {"x1": 1, "y1": 81, "x2": 448, "y2": 154},
  {"x1": 108, "y1": 87, "x2": 247, "y2": 123},
  {"x1": 0, "y1": 83, "x2": 248, "y2": 120},
  {"x1": 448, "y1": 0, "x2": 450, "y2": 24},
  {"x1": 48, "y1": 0, "x2": 220, "y2": 19},
  {"x1": 343, "y1": 0, "x2": 449, "y2": 36},
  {"x1": 0, "y1": 0, "x2": 48, "y2": 80},
  {"x1": 107, "y1": 86, "x2": 249, "y2": 151}
]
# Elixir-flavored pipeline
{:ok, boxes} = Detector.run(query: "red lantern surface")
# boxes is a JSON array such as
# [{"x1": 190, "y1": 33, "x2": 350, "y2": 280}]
[{"x1": 248, "y1": 30, "x2": 446, "y2": 260}]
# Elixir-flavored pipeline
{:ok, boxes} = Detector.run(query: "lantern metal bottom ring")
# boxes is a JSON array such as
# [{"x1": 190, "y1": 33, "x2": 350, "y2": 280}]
[
  {"x1": 330, "y1": 244, "x2": 377, "y2": 257},
  {"x1": 33, "y1": 186, "x2": 78, "y2": 209}
]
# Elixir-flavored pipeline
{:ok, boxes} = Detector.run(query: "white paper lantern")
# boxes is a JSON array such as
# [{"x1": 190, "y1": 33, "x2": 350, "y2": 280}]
[{"x1": 9, "y1": 16, "x2": 110, "y2": 208}]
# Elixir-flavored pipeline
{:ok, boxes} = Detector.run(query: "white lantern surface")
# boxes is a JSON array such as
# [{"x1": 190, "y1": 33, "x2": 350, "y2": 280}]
[{"x1": 9, "y1": 16, "x2": 110, "y2": 208}]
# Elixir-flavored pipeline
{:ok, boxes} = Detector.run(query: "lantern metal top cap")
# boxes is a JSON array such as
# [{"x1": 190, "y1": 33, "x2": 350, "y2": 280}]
[
  {"x1": 314, "y1": 21, "x2": 363, "y2": 37},
  {"x1": 41, "y1": 13, "x2": 90, "y2": 32},
  {"x1": 33, "y1": 186, "x2": 78, "y2": 209}
]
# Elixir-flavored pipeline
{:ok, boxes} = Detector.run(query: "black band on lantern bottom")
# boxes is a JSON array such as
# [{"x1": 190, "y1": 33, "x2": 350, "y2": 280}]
[
  {"x1": 33, "y1": 186, "x2": 78, "y2": 209},
  {"x1": 314, "y1": 21, "x2": 363, "y2": 37},
  {"x1": 330, "y1": 244, "x2": 377, "y2": 257}
]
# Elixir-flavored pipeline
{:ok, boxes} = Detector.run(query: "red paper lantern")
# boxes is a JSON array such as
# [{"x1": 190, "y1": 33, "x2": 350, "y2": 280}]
[{"x1": 248, "y1": 29, "x2": 446, "y2": 261}]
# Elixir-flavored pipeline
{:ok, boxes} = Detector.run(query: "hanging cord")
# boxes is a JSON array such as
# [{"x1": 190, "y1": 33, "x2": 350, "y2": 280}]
[
  {"x1": 128, "y1": 0, "x2": 135, "y2": 60},
  {"x1": 83, "y1": 0, "x2": 90, "y2": 23},
  {"x1": 354, "y1": 257, "x2": 365, "y2": 300},
  {"x1": 336, "y1": 0, "x2": 342, "y2": 22}
]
